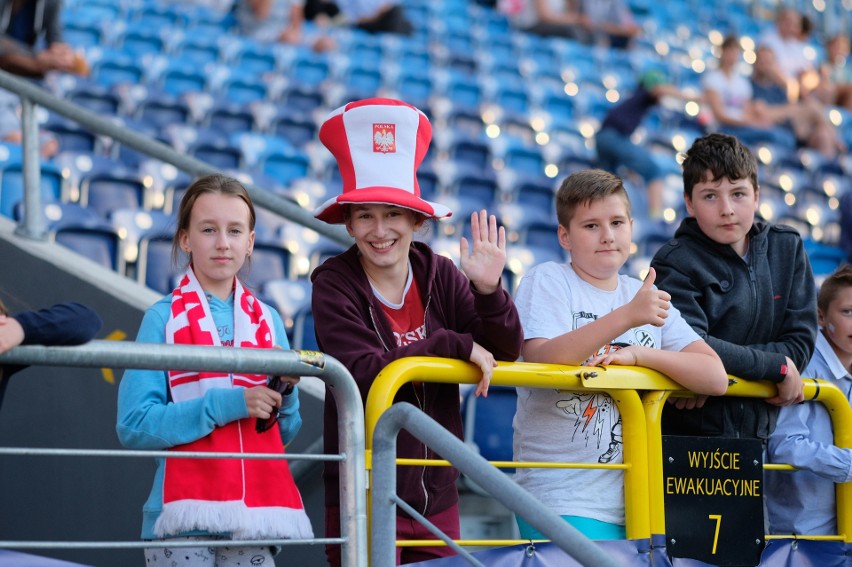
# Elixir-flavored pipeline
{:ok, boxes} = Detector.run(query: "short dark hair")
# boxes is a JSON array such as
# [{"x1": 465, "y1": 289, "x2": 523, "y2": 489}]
[
  {"x1": 818, "y1": 264, "x2": 852, "y2": 313},
  {"x1": 681, "y1": 133, "x2": 759, "y2": 199},
  {"x1": 555, "y1": 169, "x2": 631, "y2": 227}
]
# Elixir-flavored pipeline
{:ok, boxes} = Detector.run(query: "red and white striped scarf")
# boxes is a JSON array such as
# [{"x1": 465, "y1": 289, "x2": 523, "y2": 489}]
[{"x1": 156, "y1": 268, "x2": 313, "y2": 540}]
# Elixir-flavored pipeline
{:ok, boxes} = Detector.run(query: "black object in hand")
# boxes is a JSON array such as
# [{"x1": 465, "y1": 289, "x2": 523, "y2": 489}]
[{"x1": 255, "y1": 376, "x2": 295, "y2": 433}]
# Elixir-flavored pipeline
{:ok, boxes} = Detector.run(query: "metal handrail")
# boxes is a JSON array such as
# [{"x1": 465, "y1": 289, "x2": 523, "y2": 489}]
[
  {"x1": 0, "y1": 341, "x2": 368, "y2": 567},
  {"x1": 364, "y1": 357, "x2": 852, "y2": 552},
  {"x1": 0, "y1": 68, "x2": 350, "y2": 246}
]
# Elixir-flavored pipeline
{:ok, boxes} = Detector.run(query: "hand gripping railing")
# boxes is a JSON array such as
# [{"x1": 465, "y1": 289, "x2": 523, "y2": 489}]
[{"x1": 0, "y1": 340, "x2": 368, "y2": 567}]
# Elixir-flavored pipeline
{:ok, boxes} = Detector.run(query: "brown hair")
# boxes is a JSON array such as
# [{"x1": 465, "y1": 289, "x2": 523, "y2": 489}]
[
  {"x1": 818, "y1": 264, "x2": 852, "y2": 313},
  {"x1": 681, "y1": 133, "x2": 759, "y2": 199},
  {"x1": 555, "y1": 169, "x2": 631, "y2": 227},
  {"x1": 171, "y1": 174, "x2": 256, "y2": 267}
]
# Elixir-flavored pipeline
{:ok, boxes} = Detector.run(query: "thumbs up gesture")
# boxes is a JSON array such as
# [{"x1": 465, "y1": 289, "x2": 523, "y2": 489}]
[{"x1": 626, "y1": 267, "x2": 671, "y2": 327}]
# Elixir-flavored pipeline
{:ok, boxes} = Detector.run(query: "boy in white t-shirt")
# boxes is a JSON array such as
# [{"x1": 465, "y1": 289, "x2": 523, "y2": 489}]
[{"x1": 512, "y1": 169, "x2": 729, "y2": 540}]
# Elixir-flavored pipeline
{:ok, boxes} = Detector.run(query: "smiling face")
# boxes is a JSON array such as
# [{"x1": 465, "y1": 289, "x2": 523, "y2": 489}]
[
  {"x1": 345, "y1": 203, "x2": 423, "y2": 276},
  {"x1": 179, "y1": 192, "x2": 255, "y2": 300},
  {"x1": 685, "y1": 173, "x2": 758, "y2": 256},
  {"x1": 820, "y1": 286, "x2": 852, "y2": 367},
  {"x1": 559, "y1": 193, "x2": 633, "y2": 290}
]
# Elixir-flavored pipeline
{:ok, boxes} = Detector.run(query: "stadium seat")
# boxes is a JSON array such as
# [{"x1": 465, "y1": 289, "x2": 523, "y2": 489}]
[
  {"x1": 109, "y1": 208, "x2": 175, "y2": 265},
  {"x1": 221, "y1": 77, "x2": 268, "y2": 106},
  {"x1": 189, "y1": 140, "x2": 243, "y2": 170},
  {"x1": 172, "y1": 37, "x2": 222, "y2": 66},
  {"x1": 68, "y1": 85, "x2": 121, "y2": 115},
  {"x1": 290, "y1": 307, "x2": 318, "y2": 351},
  {"x1": 118, "y1": 29, "x2": 166, "y2": 58},
  {"x1": 241, "y1": 241, "x2": 294, "y2": 291},
  {"x1": 0, "y1": 161, "x2": 63, "y2": 219},
  {"x1": 80, "y1": 170, "x2": 147, "y2": 218},
  {"x1": 262, "y1": 277, "x2": 312, "y2": 333},
  {"x1": 271, "y1": 113, "x2": 317, "y2": 149},
  {"x1": 160, "y1": 65, "x2": 208, "y2": 98},
  {"x1": 205, "y1": 101, "x2": 256, "y2": 136},
  {"x1": 53, "y1": 224, "x2": 123, "y2": 272},
  {"x1": 137, "y1": 233, "x2": 185, "y2": 294},
  {"x1": 14, "y1": 200, "x2": 102, "y2": 229},
  {"x1": 290, "y1": 53, "x2": 330, "y2": 89},
  {"x1": 91, "y1": 55, "x2": 144, "y2": 88},
  {"x1": 43, "y1": 116, "x2": 98, "y2": 153},
  {"x1": 135, "y1": 97, "x2": 191, "y2": 130},
  {"x1": 281, "y1": 86, "x2": 326, "y2": 114},
  {"x1": 460, "y1": 385, "x2": 518, "y2": 494},
  {"x1": 260, "y1": 148, "x2": 310, "y2": 188},
  {"x1": 230, "y1": 40, "x2": 278, "y2": 75}
]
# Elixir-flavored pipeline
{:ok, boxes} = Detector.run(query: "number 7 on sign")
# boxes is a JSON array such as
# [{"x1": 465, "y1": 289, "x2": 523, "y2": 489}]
[{"x1": 708, "y1": 514, "x2": 722, "y2": 554}]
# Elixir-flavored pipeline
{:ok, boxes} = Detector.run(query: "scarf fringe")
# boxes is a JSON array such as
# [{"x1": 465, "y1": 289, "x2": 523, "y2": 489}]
[{"x1": 154, "y1": 500, "x2": 314, "y2": 540}]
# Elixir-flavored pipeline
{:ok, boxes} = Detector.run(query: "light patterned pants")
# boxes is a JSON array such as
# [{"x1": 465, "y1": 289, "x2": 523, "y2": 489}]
[{"x1": 144, "y1": 536, "x2": 274, "y2": 566}]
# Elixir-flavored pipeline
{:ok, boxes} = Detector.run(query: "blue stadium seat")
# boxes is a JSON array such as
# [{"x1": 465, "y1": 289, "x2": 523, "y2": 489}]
[
  {"x1": 290, "y1": 53, "x2": 330, "y2": 88},
  {"x1": 262, "y1": 278, "x2": 313, "y2": 337},
  {"x1": 0, "y1": 161, "x2": 63, "y2": 219},
  {"x1": 230, "y1": 40, "x2": 278, "y2": 75},
  {"x1": 160, "y1": 64, "x2": 208, "y2": 98},
  {"x1": 109, "y1": 208, "x2": 175, "y2": 265},
  {"x1": 62, "y1": 20, "x2": 104, "y2": 48},
  {"x1": 53, "y1": 224, "x2": 123, "y2": 272},
  {"x1": 79, "y1": 168, "x2": 148, "y2": 219},
  {"x1": 221, "y1": 77, "x2": 268, "y2": 105},
  {"x1": 14, "y1": 201, "x2": 101, "y2": 229},
  {"x1": 118, "y1": 29, "x2": 166, "y2": 58},
  {"x1": 241, "y1": 241, "x2": 293, "y2": 291},
  {"x1": 260, "y1": 148, "x2": 310, "y2": 188},
  {"x1": 290, "y1": 307, "x2": 318, "y2": 351},
  {"x1": 43, "y1": 116, "x2": 98, "y2": 153},
  {"x1": 804, "y1": 239, "x2": 846, "y2": 277},
  {"x1": 281, "y1": 86, "x2": 325, "y2": 114},
  {"x1": 271, "y1": 113, "x2": 317, "y2": 149},
  {"x1": 205, "y1": 101, "x2": 255, "y2": 135},
  {"x1": 137, "y1": 233, "x2": 185, "y2": 294},
  {"x1": 190, "y1": 140, "x2": 243, "y2": 170},
  {"x1": 135, "y1": 96, "x2": 191, "y2": 130},
  {"x1": 172, "y1": 37, "x2": 222, "y2": 66},
  {"x1": 68, "y1": 85, "x2": 120, "y2": 115},
  {"x1": 460, "y1": 385, "x2": 518, "y2": 493},
  {"x1": 91, "y1": 55, "x2": 144, "y2": 88}
]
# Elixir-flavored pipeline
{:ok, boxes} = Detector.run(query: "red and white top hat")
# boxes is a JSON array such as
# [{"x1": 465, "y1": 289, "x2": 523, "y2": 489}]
[{"x1": 313, "y1": 98, "x2": 453, "y2": 224}]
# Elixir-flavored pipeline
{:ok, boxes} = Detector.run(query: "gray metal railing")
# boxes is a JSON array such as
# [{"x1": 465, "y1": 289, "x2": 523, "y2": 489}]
[
  {"x1": 0, "y1": 68, "x2": 350, "y2": 246},
  {"x1": 0, "y1": 341, "x2": 367, "y2": 567},
  {"x1": 371, "y1": 402, "x2": 622, "y2": 567}
]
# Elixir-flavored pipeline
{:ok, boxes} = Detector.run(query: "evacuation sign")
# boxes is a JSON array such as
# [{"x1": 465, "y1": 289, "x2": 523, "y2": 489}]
[{"x1": 662, "y1": 436, "x2": 765, "y2": 566}]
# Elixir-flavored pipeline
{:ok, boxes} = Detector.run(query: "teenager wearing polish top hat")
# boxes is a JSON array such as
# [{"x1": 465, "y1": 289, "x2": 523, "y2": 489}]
[{"x1": 311, "y1": 98, "x2": 523, "y2": 565}]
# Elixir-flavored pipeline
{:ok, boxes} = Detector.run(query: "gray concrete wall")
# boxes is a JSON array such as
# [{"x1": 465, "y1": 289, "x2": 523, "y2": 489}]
[{"x1": 0, "y1": 218, "x2": 328, "y2": 566}]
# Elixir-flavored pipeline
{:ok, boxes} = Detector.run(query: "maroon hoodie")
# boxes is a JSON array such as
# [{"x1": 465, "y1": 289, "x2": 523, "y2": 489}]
[{"x1": 311, "y1": 242, "x2": 523, "y2": 518}]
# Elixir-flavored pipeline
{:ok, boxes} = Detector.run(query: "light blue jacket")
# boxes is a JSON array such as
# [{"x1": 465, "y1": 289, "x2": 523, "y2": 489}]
[
  {"x1": 116, "y1": 292, "x2": 301, "y2": 540},
  {"x1": 766, "y1": 331, "x2": 852, "y2": 535}
]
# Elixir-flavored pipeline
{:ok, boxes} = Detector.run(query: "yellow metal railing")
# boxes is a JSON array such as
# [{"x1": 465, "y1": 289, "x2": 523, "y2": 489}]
[{"x1": 364, "y1": 358, "x2": 852, "y2": 548}]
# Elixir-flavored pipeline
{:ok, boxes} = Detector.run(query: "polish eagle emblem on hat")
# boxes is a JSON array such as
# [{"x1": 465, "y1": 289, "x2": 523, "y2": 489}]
[{"x1": 373, "y1": 123, "x2": 396, "y2": 153}]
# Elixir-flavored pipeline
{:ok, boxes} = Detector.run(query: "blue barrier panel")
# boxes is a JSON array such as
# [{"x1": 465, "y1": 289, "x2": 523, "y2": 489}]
[
  {"x1": 407, "y1": 539, "x2": 653, "y2": 566},
  {"x1": 407, "y1": 536, "x2": 851, "y2": 566}
]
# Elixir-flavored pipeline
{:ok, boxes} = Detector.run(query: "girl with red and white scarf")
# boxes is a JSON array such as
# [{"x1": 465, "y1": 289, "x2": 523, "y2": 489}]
[{"x1": 117, "y1": 174, "x2": 312, "y2": 566}]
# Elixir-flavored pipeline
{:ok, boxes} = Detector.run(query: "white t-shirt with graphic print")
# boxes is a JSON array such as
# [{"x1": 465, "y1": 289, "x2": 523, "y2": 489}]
[{"x1": 512, "y1": 261, "x2": 700, "y2": 525}]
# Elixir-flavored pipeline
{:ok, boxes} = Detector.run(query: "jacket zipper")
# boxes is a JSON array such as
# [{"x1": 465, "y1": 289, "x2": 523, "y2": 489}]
[{"x1": 417, "y1": 296, "x2": 432, "y2": 515}]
